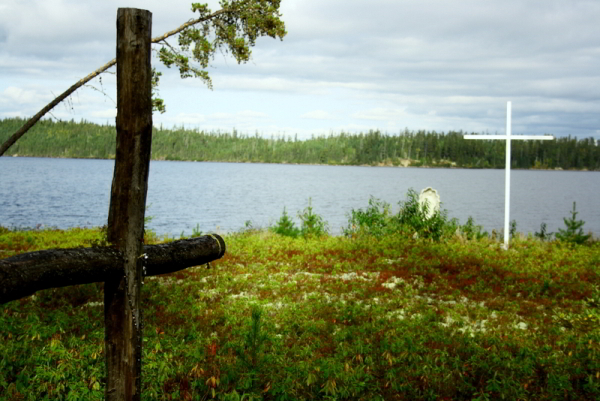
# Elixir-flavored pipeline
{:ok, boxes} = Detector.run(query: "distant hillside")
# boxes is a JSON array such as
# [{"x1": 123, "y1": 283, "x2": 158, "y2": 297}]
[{"x1": 1, "y1": 117, "x2": 599, "y2": 170}]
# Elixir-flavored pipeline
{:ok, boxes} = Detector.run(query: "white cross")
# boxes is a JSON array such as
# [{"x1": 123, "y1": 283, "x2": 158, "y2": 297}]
[{"x1": 464, "y1": 101, "x2": 554, "y2": 249}]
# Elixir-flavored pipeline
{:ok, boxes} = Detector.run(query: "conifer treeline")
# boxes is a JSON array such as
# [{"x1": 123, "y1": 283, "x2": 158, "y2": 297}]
[{"x1": 1, "y1": 117, "x2": 599, "y2": 170}]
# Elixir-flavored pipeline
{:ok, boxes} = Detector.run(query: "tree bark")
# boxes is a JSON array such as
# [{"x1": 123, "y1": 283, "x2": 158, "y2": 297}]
[
  {"x1": 0, "y1": 9, "x2": 227, "y2": 157},
  {"x1": 0, "y1": 234, "x2": 225, "y2": 305}
]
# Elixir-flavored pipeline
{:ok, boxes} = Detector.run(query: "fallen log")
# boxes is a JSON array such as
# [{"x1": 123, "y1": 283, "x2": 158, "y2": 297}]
[{"x1": 0, "y1": 234, "x2": 225, "y2": 305}]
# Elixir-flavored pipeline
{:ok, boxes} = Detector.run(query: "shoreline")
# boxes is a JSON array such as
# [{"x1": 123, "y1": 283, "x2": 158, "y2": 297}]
[{"x1": 2, "y1": 154, "x2": 593, "y2": 172}]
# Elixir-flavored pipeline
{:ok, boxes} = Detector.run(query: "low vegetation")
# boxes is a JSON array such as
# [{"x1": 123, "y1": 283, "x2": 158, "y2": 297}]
[{"x1": 1, "y1": 196, "x2": 599, "y2": 400}]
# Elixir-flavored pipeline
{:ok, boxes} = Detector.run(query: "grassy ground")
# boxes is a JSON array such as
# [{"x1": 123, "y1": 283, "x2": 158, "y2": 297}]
[{"x1": 1, "y1": 226, "x2": 599, "y2": 400}]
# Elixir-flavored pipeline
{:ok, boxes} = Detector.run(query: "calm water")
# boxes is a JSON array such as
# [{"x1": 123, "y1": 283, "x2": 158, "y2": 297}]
[{"x1": 1, "y1": 157, "x2": 599, "y2": 237}]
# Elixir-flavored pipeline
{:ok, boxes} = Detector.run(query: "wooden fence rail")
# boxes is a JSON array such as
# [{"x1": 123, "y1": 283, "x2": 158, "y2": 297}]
[{"x1": 0, "y1": 234, "x2": 225, "y2": 305}]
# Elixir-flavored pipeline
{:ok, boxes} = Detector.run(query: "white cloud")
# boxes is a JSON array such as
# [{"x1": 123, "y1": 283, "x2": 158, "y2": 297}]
[
  {"x1": 0, "y1": 0, "x2": 599, "y2": 139},
  {"x1": 0, "y1": 86, "x2": 51, "y2": 106},
  {"x1": 0, "y1": 111, "x2": 24, "y2": 118},
  {"x1": 208, "y1": 112, "x2": 233, "y2": 121},
  {"x1": 353, "y1": 108, "x2": 406, "y2": 121},
  {"x1": 215, "y1": 75, "x2": 332, "y2": 95},
  {"x1": 160, "y1": 110, "x2": 271, "y2": 131},
  {"x1": 301, "y1": 110, "x2": 336, "y2": 120},
  {"x1": 205, "y1": 110, "x2": 269, "y2": 121},
  {"x1": 237, "y1": 110, "x2": 269, "y2": 119},
  {"x1": 173, "y1": 112, "x2": 206, "y2": 124},
  {"x1": 90, "y1": 108, "x2": 116, "y2": 119}
]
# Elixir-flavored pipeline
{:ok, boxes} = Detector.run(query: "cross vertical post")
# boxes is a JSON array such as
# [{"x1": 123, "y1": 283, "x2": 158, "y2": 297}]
[
  {"x1": 504, "y1": 101, "x2": 512, "y2": 248},
  {"x1": 464, "y1": 102, "x2": 553, "y2": 249},
  {"x1": 104, "y1": 8, "x2": 153, "y2": 401}
]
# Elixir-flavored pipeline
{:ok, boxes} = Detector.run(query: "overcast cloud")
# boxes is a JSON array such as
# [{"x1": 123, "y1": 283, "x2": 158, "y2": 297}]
[{"x1": 1, "y1": 0, "x2": 599, "y2": 139}]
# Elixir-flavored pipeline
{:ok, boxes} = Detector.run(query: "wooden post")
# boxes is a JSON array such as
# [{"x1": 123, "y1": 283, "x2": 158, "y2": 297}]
[{"x1": 104, "y1": 8, "x2": 152, "y2": 401}]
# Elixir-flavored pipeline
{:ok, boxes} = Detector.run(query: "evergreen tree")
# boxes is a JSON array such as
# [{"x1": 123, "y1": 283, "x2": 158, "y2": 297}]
[
  {"x1": 556, "y1": 202, "x2": 591, "y2": 245},
  {"x1": 298, "y1": 198, "x2": 328, "y2": 238},
  {"x1": 271, "y1": 207, "x2": 299, "y2": 238},
  {"x1": 2, "y1": 118, "x2": 599, "y2": 170}
]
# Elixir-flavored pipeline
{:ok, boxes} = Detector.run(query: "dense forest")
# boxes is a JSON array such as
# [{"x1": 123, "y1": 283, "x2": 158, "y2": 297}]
[{"x1": 1, "y1": 117, "x2": 599, "y2": 170}]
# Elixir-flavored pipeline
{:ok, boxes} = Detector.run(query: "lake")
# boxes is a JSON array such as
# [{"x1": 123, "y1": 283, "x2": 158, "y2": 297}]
[{"x1": 1, "y1": 157, "x2": 599, "y2": 238}]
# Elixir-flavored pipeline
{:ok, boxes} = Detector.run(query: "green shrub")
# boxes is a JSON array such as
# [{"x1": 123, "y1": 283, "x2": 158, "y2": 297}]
[
  {"x1": 239, "y1": 220, "x2": 260, "y2": 234},
  {"x1": 344, "y1": 196, "x2": 394, "y2": 237},
  {"x1": 460, "y1": 216, "x2": 487, "y2": 240},
  {"x1": 191, "y1": 223, "x2": 203, "y2": 237},
  {"x1": 241, "y1": 305, "x2": 269, "y2": 370},
  {"x1": 344, "y1": 189, "x2": 460, "y2": 240},
  {"x1": 298, "y1": 198, "x2": 328, "y2": 238},
  {"x1": 271, "y1": 207, "x2": 300, "y2": 238},
  {"x1": 534, "y1": 222, "x2": 554, "y2": 241},
  {"x1": 509, "y1": 219, "x2": 518, "y2": 240},
  {"x1": 556, "y1": 202, "x2": 591, "y2": 245},
  {"x1": 396, "y1": 188, "x2": 457, "y2": 240}
]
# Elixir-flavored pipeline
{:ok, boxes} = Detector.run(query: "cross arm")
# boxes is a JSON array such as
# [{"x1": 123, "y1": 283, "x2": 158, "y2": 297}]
[
  {"x1": 464, "y1": 135, "x2": 554, "y2": 140},
  {"x1": 0, "y1": 234, "x2": 225, "y2": 305}
]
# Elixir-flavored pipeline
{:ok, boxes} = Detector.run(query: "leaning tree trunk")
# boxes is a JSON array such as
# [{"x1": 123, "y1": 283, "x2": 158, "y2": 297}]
[{"x1": 0, "y1": 9, "x2": 227, "y2": 157}]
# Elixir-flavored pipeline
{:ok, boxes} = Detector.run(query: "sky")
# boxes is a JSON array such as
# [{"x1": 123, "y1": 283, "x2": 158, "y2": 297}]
[{"x1": 1, "y1": 0, "x2": 599, "y2": 140}]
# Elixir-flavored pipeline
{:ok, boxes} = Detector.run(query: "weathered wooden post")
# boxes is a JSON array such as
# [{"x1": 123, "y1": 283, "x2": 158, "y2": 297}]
[
  {"x1": 0, "y1": 7, "x2": 227, "y2": 398},
  {"x1": 104, "y1": 8, "x2": 152, "y2": 400}
]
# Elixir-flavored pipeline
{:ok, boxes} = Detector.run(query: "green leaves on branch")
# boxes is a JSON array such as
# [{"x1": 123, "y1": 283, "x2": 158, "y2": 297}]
[
  {"x1": 157, "y1": 1, "x2": 286, "y2": 91},
  {"x1": 151, "y1": 68, "x2": 166, "y2": 113}
]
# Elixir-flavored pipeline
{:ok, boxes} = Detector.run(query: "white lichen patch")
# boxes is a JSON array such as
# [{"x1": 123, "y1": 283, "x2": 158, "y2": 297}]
[
  {"x1": 382, "y1": 277, "x2": 406, "y2": 290},
  {"x1": 386, "y1": 309, "x2": 406, "y2": 320},
  {"x1": 514, "y1": 321, "x2": 528, "y2": 330},
  {"x1": 233, "y1": 273, "x2": 253, "y2": 282},
  {"x1": 339, "y1": 272, "x2": 372, "y2": 281},
  {"x1": 198, "y1": 288, "x2": 221, "y2": 301},
  {"x1": 82, "y1": 301, "x2": 103, "y2": 308},
  {"x1": 414, "y1": 294, "x2": 438, "y2": 304},
  {"x1": 154, "y1": 277, "x2": 185, "y2": 287},
  {"x1": 230, "y1": 291, "x2": 253, "y2": 299},
  {"x1": 188, "y1": 265, "x2": 209, "y2": 272},
  {"x1": 264, "y1": 301, "x2": 285, "y2": 310},
  {"x1": 439, "y1": 314, "x2": 489, "y2": 337},
  {"x1": 188, "y1": 256, "x2": 542, "y2": 344},
  {"x1": 291, "y1": 272, "x2": 322, "y2": 280},
  {"x1": 302, "y1": 292, "x2": 322, "y2": 301},
  {"x1": 440, "y1": 315, "x2": 455, "y2": 327}
]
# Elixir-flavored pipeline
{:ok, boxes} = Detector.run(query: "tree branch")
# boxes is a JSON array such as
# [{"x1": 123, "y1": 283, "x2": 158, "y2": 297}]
[
  {"x1": 0, "y1": 9, "x2": 229, "y2": 157},
  {"x1": 0, "y1": 234, "x2": 226, "y2": 305},
  {"x1": 152, "y1": 10, "x2": 228, "y2": 44}
]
